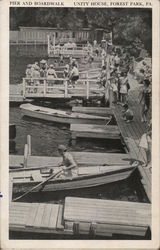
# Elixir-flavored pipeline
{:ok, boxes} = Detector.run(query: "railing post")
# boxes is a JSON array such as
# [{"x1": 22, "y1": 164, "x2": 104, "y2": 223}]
[
  {"x1": 23, "y1": 144, "x2": 28, "y2": 168},
  {"x1": 47, "y1": 35, "x2": 50, "y2": 56},
  {"x1": 23, "y1": 78, "x2": 26, "y2": 99},
  {"x1": 64, "y1": 79, "x2": 68, "y2": 98},
  {"x1": 44, "y1": 79, "x2": 46, "y2": 97},
  {"x1": 86, "y1": 73, "x2": 89, "y2": 99}
]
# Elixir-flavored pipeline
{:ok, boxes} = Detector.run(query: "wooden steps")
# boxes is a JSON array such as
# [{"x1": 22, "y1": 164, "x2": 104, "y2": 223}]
[
  {"x1": 64, "y1": 197, "x2": 151, "y2": 237},
  {"x1": 70, "y1": 124, "x2": 120, "y2": 145}
]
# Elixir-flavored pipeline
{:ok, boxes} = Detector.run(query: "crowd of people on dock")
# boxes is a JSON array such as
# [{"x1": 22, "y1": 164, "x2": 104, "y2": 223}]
[
  {"x1": 97, "y1": 45, "x2": 152, "y2": 124},
  {"x1": 25, "y1": 57, "x2": 79, "y2": 86}
]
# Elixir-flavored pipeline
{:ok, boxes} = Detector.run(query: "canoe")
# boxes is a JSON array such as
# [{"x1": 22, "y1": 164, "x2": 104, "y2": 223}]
[
  {"x1": 11, "y1": 165, "x2": 136, "y2": 197},
  {"x1": 20, "y1": 103, "x2": 111, "y2": 125}
]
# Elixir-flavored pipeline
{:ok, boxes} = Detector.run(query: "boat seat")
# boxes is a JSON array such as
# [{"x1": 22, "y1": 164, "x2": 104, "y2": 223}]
[{"x1": 31, "y1": 172, "x2": 43, "y2": 182}]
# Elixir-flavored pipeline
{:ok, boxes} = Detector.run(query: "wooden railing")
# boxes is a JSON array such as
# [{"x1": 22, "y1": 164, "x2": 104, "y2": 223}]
[
  {"x1": 48, "y1": 46, "x2": 89, "y2": 58},
  {"x1": 22, "y1": 76, "x2": 106, "y2": 99}
]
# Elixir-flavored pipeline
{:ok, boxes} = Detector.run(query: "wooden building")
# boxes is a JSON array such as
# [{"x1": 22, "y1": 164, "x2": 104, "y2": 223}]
[{"x1": 10, "y1": 26, "x2": 112, "y2": 44}]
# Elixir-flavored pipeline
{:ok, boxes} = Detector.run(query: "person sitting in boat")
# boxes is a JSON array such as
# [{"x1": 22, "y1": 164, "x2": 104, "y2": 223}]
[
  {"x1": 69, "y1": 63, "x2": 79, "y2": 87},
  {"x1": 47, "y1": 64, "x2": 57, "y2": 86},
  {"x1": 57, "y1": 144, "x2": 78, "y2": 178}
]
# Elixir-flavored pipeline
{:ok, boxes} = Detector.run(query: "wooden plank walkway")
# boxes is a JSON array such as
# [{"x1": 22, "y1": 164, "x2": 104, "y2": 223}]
[
  {"x1": 111, "y1": 74, "x2": 151, "y2": 202},
  {"x1": 9, "y1": 202, "x2": 64, "y2": 232},
  {"x1": 9, "y1": 152, "x2": 131, "y2": 169},
  {"x1": 71, "y1": 124, "x2": 120, "y2": 145},
  {"x1": 64, "y1": 197, "x2": 151, "y2": 237}
]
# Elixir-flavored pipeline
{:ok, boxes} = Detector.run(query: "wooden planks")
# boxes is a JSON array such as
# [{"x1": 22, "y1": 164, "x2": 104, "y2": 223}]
[
  {"x1": 71, "y1": 124, "x2": 120, "y2": 141},
  {"x1": 72, "y1": 152, "x2": 130, "y2": 166},
  {"x1": 72, "y1": 107, "x2": 113, "y2": 116},
  {"x1": 64, "y1": 197, "x2": 151, "y2": 236},
  {"x1": 10, "y1": 152, "x2": 131, "y2": 169},
  {"x1": 10, "y1": 202, "x2": 64, "y2": 232},
  {"x1": 10, "y1": 202, "x2": 31, "y2": 226}
]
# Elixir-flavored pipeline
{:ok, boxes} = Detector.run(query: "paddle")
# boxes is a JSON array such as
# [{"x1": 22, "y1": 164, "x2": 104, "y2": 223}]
[{"x1": 12, "y1": 168, "x2": 63, "y2": 202}]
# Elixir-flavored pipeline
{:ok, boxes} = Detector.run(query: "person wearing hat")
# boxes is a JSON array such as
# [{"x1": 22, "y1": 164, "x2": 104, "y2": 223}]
[{"x1": 57, "y1": 145, "x2": 78, "y2": 178}]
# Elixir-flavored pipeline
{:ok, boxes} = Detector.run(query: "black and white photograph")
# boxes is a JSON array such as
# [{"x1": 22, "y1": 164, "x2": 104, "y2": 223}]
[{"x1": 1, "y1": 0, "x2": 159, "y2": 246}]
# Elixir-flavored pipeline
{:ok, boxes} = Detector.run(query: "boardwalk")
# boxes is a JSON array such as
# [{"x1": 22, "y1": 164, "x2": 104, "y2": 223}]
[{"x1": 112, "y1": 74, "x2": 151, "y2": 202}]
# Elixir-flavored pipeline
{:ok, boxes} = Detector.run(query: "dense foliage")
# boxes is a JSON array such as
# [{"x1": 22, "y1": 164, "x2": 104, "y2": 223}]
[{"x1": 10, "y1": 8, "x2": 152, "y2": 54}]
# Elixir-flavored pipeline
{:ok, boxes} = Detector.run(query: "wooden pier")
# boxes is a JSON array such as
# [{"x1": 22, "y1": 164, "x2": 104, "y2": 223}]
[
  {"x1": 9, "y1": 197, "x2": 151, "y2": 238},
  {"x1": 71, "y1": 124, "x2": 120, "y2": 145}
]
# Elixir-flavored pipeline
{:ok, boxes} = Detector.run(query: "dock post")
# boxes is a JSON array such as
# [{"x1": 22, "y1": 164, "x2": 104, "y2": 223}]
[
  {"x1": 27, "y1": 135, "x2": 31, "y2": 156},
  {"x1": 64, "y1": 80, "x2": 68, "y2": 98},
  {"x1": 22, "y1": 78, "x2": 26, "y2": 99},
  {"x1": 86, "y1": 73, "x2": 89, "y2": 99},
  {"x1": 23, "y1": 144, "x2": 29, "y2": 168},
  {"x1": 73, "y1": 222, "x2": 79, "y2": 236},
  {"x1": 9, "y1": 176, "x2": 13, "y2": 203},
  {"x1": 89, "y1": 222, "x2": 97, "y2": 238}
]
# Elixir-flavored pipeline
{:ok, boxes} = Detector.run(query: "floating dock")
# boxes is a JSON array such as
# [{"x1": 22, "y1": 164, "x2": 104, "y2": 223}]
[
  {"x1": 70, "y1": 124, "x2": 120, "y2": 145},
  {"x1": 72, "y1": 106, "x2": 113, "y2": 116},
  {"x1": 9, "y1": 152, "x2": 131, "y2": 169},
  {"x1": 9, "y1": 197, "x2": 151, "y2": 239}
]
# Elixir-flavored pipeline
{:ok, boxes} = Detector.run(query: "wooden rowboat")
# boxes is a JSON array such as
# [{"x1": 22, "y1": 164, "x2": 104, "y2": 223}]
[
  {"x1": 11, "y1": 165, "x2": 136, "y2": 197},
  {"x1": 20, "y1": 103, "x2": 111, "y2": 125}
]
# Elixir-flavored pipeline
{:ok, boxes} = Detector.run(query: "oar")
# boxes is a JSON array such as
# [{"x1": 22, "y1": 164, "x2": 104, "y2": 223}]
[{"x1": 13, "y1": 168, "x2": 63, "y2": 202}]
